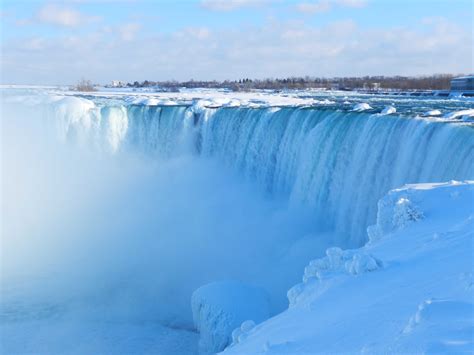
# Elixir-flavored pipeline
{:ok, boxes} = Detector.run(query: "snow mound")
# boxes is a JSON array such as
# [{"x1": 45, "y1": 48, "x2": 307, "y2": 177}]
[
  {"x1": 368, "y1": 181, "x2": 473, "y2": 243},
  {"x1": 443, "y1": 108, "x2": 474, "y2": 120},
  {"x1": 399, "y1": 299, "x2": 474, "y2": 353},
  {"x1": 421, "y1": 109, "x2": 442, "y2": 117},
  {"x1": 287, "y1": 247, "x2": 382, "y2": 306},
  {"x1": 352, "y1": 102, "x2": 372, "y2": 111},
  {"x1": 191, "y1": 281, "x2": 270, "y2": 354},
  {"x1": 367, "y1": 192, "x2": 424, "y2": 243},
  {"x1": 380, "y1": 105, "x2": 396, "y2": 115},
  {"x1": 229, "y1": 320, "x2": 256, "y2": 348}
]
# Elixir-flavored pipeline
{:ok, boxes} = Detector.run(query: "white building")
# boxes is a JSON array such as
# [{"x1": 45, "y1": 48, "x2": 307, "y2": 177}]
[{"x1": 111, "y1": 80, "x2": 125, "y2": 88}]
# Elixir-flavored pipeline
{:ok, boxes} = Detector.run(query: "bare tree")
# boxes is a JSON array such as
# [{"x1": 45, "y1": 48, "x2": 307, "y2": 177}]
[{"x1": 74, "y1": 79, "x2": 96, "y2": 92}]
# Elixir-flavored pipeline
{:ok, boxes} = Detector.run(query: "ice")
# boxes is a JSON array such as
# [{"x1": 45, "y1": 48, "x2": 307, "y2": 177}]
[
  {"x1": 422, "y1": 109, "x2": 442, "y2": 117},
  {"x1": 287, "y1": 247, "x2": 382, "y2": 306},
  {"x1": 443, "y1": 108, "x2": 474, "y2": 120},
  {"x1": 191, "y1": 281, "x2": 270, "y2": 353},
  {"x1": 352, "y1": 102, "x2": 372, "y2": 111},
  {"x1": 380, "y1": 105, "x2": 396, "y2": 114}
]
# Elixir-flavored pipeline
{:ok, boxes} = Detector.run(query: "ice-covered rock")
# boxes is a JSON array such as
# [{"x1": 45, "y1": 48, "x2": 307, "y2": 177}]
[
  {"x1": 191, "y1": 281, "x2": 270, "y2": 354},
  {"x1": 380, "y1": 105, "x2": 396, "y2": 115},
  {"x1": 367, "y1": 190, "x2": 424, "y2": 243},
  {"x1": 287, "y1": 247, "x2": 382, "y2": 306},
  {"x1": 352, "y1": 102, "x2": 372, "y2": 111},
  {"x1": 443, "y1": 108, "x2": 474, "y2": 120},
  {"x1": 229, "y1": 320, "x2": 256, "y2": 347},
  {"x1": 421, "y1": 109, "x2": 442, "y2": 117}
]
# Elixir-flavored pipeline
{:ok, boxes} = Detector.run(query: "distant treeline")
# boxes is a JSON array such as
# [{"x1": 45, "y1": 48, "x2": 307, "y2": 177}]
[{"x1": 118, "y1": 74, "x2": 460, "y2": 91}]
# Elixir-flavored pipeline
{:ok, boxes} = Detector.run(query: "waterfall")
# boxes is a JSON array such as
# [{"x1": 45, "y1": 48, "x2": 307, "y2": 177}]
[{"x1": 49, "y1": 98, "x2": 474, "y2": 247}]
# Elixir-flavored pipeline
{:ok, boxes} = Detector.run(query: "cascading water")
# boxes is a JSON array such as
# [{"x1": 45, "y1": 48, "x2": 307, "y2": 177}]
[{"x1": 53, "y1": 98, "x2": 474, "y2": 247}]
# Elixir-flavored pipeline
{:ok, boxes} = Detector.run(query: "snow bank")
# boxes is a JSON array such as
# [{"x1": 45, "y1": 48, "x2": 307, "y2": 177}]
[
  {"x1": 191, "y1": 281, "x2": 270, "y2": 354},
  {"x1": 367, "y1": 181, "x2": 472, "y2": 243},
  {"x1": 225, "y1": 181, "x2": 474, "y2": 354}
]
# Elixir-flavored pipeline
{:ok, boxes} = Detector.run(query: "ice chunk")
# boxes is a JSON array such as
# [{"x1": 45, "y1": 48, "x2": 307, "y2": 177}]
[
  {"x1": 191, "y1": 281, "x2": 270, "y2": 354},
  {"x1": 443, "y1": 109, "x2": 474, "y2": 120},
  {"x1": 421, "y1": 109, "x2": 442, "y2": 117},
  {"x1": 352, "y1": 102, "x2": 372, "y2": 111},
  {"x1": 380, "y1": 105, "x2": 396, "y2": 115}
]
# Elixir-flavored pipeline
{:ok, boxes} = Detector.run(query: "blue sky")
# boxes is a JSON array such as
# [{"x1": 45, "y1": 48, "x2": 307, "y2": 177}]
[{"x1": 1, "y1": 0, "x2": 472, "y2": 84}]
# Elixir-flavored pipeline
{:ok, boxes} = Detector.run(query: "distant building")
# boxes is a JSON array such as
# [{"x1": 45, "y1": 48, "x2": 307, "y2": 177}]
[
  {"x1": 450, "y1": 75, "x2": 474, "y2": 91},
  {"x1": 111, "y1": 80, "x2": 125, "y2": 88}
]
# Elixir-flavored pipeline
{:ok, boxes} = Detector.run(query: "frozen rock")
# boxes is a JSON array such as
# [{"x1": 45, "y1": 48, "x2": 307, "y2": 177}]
[
  {"x1": 443, "y1": 109, "x2": 474, "y2": 120},
  {"x1": 368, "y1": 193, "x2": 423, "y2": 243},
  {"x1": 380, "y1": 105, "x2": 396, "y2": 115},
  {"x1": 191, "y1": 281, "x2": 270, "y2": 354},
  {"x1": 421, "y1": 109, "x2": 442, "y2": 117},
  {"x1": 352, "y1": 102, "x2": 372, "y2": 111},
  {"x1": 288, "y1": 247, "x2": 382, "y2": 306}
]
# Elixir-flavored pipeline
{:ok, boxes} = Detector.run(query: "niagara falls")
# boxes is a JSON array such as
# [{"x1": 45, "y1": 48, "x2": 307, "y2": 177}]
[{"x1": 1, "y1": 0, "x2": 473, "y2": 354}]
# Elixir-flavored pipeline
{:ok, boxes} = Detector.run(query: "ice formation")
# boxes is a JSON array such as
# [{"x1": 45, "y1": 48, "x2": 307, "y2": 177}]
[{"x1": 191, "y1": 281, "x2": 270, "y2": 353}]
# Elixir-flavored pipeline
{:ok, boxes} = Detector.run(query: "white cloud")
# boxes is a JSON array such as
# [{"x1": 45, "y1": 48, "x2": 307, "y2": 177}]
[
  {"x1": 176, "y1": 27, "x2": 211, "y2": 40},
  {"x1": 119, "y1": 23, "x2": 141, "y2": 41},
  {"x1": 296, "y1": 0, "x2": 368, "y2": 14},
  {"x1": 200, "y1": 0, "x2": 268, "y2": 12},
  {"x1": 32, "y1": 3, "x2": 100, "y2": 27},
  {"x1": 1, "y1": 17, "x2": 471, "y2": 85},
  {"x1": 296, "y1": 1, "x2": 331, "y2": 14},
  {"x1": 337, "y1": 0, "x2": 367, "y2": 8}
]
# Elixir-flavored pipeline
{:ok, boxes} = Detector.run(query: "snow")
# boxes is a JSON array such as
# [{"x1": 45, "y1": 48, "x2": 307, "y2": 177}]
[
  {"x1": 422, "y1": 109, "x2": 442, "y2": 117},
  {"x1": 352, "y1": 102, "x2": 372, "y2": 111},
  {"x1": 224, "y1": 181, "x2": 474, "y2": 354},
  {"x1": 191, "y1": 281, "x2": 271, "y2": 354},
  {"x1": 443, "y1": 108, "x2": 474, "y2": 120},
  {"x1": 380, "y1": 105, "x2": 396, "y2": 115}
]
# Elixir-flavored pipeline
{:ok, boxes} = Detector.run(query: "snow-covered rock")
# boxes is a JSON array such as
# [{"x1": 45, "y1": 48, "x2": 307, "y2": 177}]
[
  {"x1": 367, "y1": 189, "x2": 424, "y2": 243},
  {"x1": 380, "y1": 105, "x2": 396, "y2": 115},
  {"x1": 352, "y1": 102, "x2": 372, "y2": 111},
  {"x1": 191, "y1": 281, "x2": 270, "y2": 354},
  {"x1": 287, "y1": 247, "x2": 382, "y2": 306},
  {"x1": 443, "y1": 108, "x2": 474, "y2": 120},
  {"x1": 421, "y1": 109, "x2": 442, "y2": 117}
]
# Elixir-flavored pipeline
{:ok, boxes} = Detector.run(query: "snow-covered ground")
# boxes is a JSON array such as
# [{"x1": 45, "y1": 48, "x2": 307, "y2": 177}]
[{"x1": 224, "y1": 181, "x2": 474, "y2": 353}]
